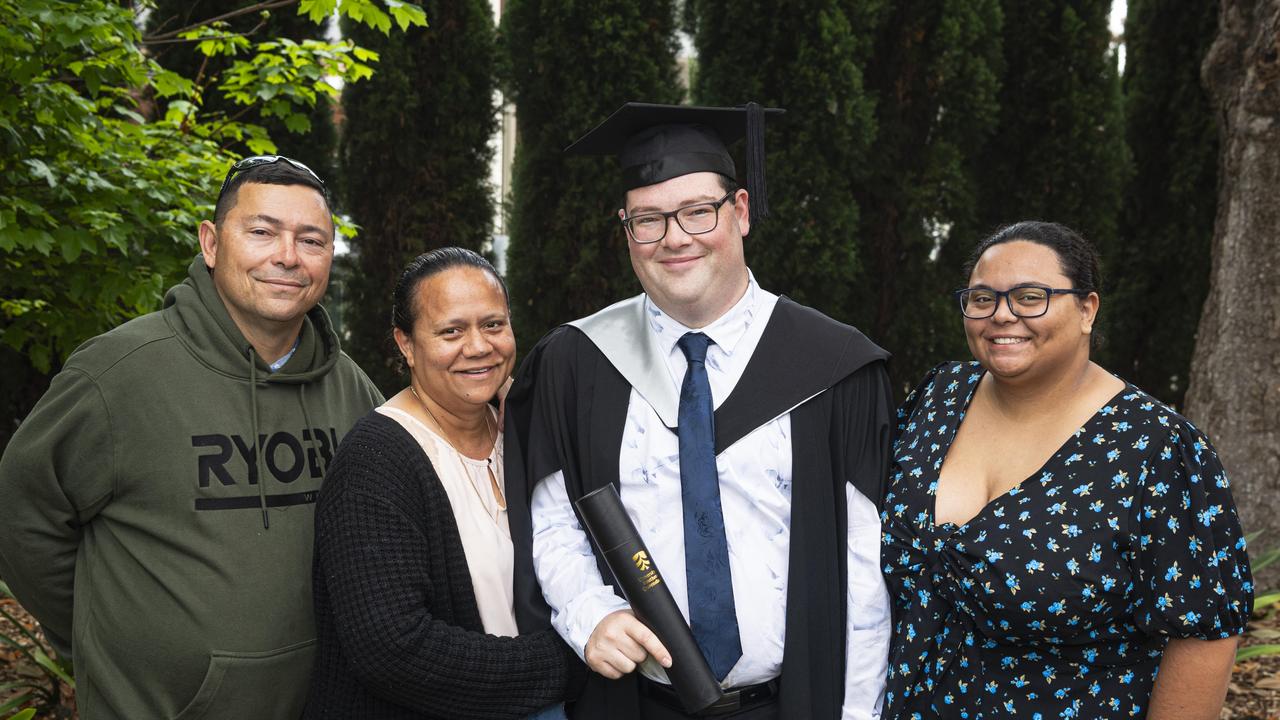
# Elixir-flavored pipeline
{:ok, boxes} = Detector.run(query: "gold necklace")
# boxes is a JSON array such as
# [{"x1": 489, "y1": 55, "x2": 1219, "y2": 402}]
[{"x1": 409, "y1": 386, "x2": 494, "y2": 462}]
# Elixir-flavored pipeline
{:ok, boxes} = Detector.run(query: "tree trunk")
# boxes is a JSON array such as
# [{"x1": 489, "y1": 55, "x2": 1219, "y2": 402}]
[{"x1": 1185, "y1": 0, "x2": 1280, "y2": 583}]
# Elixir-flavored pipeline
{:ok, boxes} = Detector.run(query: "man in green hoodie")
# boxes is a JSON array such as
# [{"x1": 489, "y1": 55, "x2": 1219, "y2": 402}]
[{"x1": 0, "y1": 156, "x2": 383, "y2": 719}]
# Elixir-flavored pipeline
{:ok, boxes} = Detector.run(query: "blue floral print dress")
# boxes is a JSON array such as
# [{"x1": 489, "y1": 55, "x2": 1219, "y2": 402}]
[{"x1": 881, "y1": 361, "x2": 1252, "y2": 719}]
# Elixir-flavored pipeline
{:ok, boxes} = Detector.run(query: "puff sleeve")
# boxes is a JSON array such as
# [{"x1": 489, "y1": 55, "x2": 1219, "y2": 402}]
[{"x1": 1129, "y1": 418, "x2": 1253, "y2": 640}]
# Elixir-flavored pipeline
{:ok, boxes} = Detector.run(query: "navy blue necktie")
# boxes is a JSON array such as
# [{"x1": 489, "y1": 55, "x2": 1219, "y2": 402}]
[{"x1": 676, "y1": 332, "x2": 741, "y2": 681}]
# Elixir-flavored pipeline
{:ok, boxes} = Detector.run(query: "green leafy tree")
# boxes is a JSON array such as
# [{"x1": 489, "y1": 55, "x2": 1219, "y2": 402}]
[
  {"x1": 500, "y1": 0, "x2": 682, "y2": 351},
  {"x1": 970, "y1": 1, "x2": 1128, "y2": 300},
  {"x1": 146, "y1": 0, "x2": 340, "y2": 188},
  {"x1": 685, "y1": 0, "x2": 883, "y2": 328},
  {"x1": 339, "y1": 0, "x2": 498, "y2": 394},
  {"x1": 855, "y1": 0, "x2": 1005, "y2": 393},
  {"x1": 1105, "y1": 0, "x2": 1219, "y2": 406},
  {"x1": 0, "y1": 0, "x2": 425, "y2": 447}
]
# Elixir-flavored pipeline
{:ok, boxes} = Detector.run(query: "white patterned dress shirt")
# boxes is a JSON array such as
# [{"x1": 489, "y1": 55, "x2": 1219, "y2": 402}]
[{"x1": 530, "y1": 274, "x2": 889, "y2": 719}]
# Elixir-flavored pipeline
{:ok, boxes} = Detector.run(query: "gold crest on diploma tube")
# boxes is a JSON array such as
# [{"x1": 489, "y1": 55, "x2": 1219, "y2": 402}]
[{"x1": 632, "y1": 550, "x2": 661, "y2": 590}]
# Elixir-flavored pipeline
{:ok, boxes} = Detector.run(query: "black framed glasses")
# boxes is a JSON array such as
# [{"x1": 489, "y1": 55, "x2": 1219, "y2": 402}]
[
  {"x1": 217, "y1": 155, "x2": 325, "y2": 199},
  {"x1": 621, "y1": 191, "x2": 735, "y2": 244},
  {"x1": 954, "y1": 284, "x2": 1091, "y2": 319}
]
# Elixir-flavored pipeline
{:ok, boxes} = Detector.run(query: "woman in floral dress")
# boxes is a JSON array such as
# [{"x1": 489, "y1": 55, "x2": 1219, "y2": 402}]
[{"x1": 882, "y1": 221, "x2": 1252, "y2": 719}]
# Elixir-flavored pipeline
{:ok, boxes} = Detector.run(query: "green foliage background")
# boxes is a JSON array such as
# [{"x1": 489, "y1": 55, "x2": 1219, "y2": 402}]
[
  {"x1": 146, "y1": 0, "x2": 341, "y2": 191},
  {"x1": 969, "y1": 0, "x2": 1129, "y2": 300},
  {"x1": 972, "y1": 0, "x2": 1126, "y2": 244},
  {"x1": 0, "y1": 1, "x2": 1238, "y2": 712},
  {"x1": 684, "y1": 0, "x2": 1003, "y2": 394},
  {"x1": 0, "y1": 0, "x2": 425, "y2": 449},
  {"x1": 340, "y1": 0, "x2": 498, "y2": 394},
  {"x1": 854, "y1": 0, "x2": 1005, "y2": 393},
  {"x1": 0, "y1": 0, "x2": 1224, "y2": 440},
  {"x1": 2, "y1": 0, "x2": 224, "y2": 374},
  {"x1": 1106, "y1": 0, "x2": 1219, "y2": 407},
  {"x1": 685, "y1": 0, "x2": 882, "y2": 331},
  {"x1": 499, "y1": 0, "x2": 682, "y2": 353}
]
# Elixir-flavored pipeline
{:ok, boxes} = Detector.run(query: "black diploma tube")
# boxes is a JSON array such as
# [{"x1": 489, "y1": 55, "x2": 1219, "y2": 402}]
[{"x1": 575, "y1": 484, "x2": 723, "y2": 713}]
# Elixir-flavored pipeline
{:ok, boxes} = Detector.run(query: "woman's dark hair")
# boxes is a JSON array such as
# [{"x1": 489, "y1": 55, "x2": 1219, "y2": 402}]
[
  {"x1": 963, "y1": 221, "x2": 1104, "y2": 348},
  {"x1": 963, "y1": 221, "x2": 1102, "y2": 291},
  {"x1": 391, "y1": 247, "x2": 509, "y2": 337}
]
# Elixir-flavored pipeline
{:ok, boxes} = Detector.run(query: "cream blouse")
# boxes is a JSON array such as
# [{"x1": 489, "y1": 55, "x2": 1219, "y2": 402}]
[{"x1": 375, "y1": 405, "x2": 518, "y2": 637}]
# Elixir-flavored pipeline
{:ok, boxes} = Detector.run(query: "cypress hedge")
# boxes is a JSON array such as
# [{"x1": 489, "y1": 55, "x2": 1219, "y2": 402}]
[
  {"x1": 340, "y1": 0, "x2": 498, "y2": 393},
  {"x1": 856, "y1": 0, "x2": 1004, "y2": 393},
  {"x1": 500, "y1": 0, "x2": 681, "y2": 351},
  {"x1": 1105, "y1": 0, "x2": 1219, "y2": 406},
  {"x1": 970, "y1": 0, "x2": 1128, "y2": 281},
  {"x1": 685, "y1": 0, "x2": 881, "y2": 330}
]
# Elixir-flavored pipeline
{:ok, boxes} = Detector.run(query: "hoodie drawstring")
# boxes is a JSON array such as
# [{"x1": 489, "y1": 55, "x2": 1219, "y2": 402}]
[
  {"x1": 249, "y1": 348, "x2": 269, "y2": 530},
  {"x1": 249, "y1": 349, "x2": 323, "y2": 531},
  {"x1": 298, "y1": 384, "x2": 322, "y2": 477}
]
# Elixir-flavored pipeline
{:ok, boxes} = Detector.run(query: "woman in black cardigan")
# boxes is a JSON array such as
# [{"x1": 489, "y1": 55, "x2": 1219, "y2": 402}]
[{"x1": 305, "y1": 248, "x2": 581, "y2": 719}]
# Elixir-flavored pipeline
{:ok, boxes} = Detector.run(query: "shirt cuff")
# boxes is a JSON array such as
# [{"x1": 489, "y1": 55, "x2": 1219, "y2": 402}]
[
  {"x1": 531, "y1": 470, "x2": 633, "y2": 659},
  {"x1": 557, "y1": 587, "x2": 632, "y2": 660}
]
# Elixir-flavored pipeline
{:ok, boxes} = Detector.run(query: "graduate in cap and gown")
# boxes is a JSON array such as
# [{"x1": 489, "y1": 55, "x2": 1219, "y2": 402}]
[{"x1": 505, "y1": 102, "x2": 893, "y2": 720}]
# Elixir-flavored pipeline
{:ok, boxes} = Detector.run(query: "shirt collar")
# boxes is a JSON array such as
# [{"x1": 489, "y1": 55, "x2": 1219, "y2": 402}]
[
  {"x1": 644, "y1": 271, "x2": 761, "y2": 358},
  {"x1": 268, "y1": 336, "x2": 301, "y2": 373}
]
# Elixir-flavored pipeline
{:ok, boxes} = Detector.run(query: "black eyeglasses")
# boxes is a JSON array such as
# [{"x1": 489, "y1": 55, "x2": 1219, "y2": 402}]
[
  {"x1": 217, "y1": 155, "x2": 325, "y2": 199},
  {"x1": 621, "y1": 192, "x2": 735, "y2": 244},
  {"x1": 954, "y1": 284, "x2": 1091, "y2": 319}
]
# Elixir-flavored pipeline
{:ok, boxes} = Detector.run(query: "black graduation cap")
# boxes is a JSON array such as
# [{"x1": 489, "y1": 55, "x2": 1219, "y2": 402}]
[{"x1": 564, "y1": 102, "x2": 785, "y2": 223}]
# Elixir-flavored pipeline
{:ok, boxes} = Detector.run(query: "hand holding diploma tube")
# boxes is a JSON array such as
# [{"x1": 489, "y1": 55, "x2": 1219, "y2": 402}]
[{"x1": 575, "y1": 484, "x2": 724, "y2": 714}]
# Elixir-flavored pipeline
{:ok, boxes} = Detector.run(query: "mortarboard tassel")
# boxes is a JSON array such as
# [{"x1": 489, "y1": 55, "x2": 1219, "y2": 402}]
[{"x1": 745, "y1": 101, "x2": 769, "y2": 223}]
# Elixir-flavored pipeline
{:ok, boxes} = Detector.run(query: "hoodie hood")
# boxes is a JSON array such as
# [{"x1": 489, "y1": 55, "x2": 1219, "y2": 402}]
[{"x1": 164, "y1": 254, "x2": 341, "y2": 384}]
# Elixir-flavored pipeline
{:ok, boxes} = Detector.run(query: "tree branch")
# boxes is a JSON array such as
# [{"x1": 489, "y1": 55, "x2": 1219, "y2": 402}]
[
  {"x1": 142, "y1": 0, "x2": 300, "y2": 43},
  {"x1": 145, "y1": 32, "x2": 256, "y2": 46},
  {"x1": 209, "y1": 104, "x2": 263, "y2": 139}
]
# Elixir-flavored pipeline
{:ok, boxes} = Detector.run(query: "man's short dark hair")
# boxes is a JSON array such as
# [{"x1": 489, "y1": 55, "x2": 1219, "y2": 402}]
[
  {"x1": 214, "y1": 162, "x2": 332, "y2": 226},
  {"x1": 620, "y1": 173, "x2": 741, "y2": 213}
]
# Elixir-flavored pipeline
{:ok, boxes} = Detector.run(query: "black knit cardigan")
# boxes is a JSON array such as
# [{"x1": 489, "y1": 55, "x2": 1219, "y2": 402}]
[{"x1": 305, "y1": 411, "x2": 583, "y2": 719}]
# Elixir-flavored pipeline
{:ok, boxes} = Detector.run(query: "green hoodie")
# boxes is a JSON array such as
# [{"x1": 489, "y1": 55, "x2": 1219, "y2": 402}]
[{"x1": 0, "y1": 256, "x2": 383, "y2": 719}]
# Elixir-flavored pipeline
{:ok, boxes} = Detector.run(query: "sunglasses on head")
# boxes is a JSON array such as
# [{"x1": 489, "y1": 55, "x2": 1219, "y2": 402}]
[{"x1": 217, "y1": 155, "x2": 325, "y2": 199}]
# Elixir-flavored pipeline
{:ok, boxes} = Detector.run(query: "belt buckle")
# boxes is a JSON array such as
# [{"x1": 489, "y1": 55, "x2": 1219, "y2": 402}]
[
  {"x1": 703, "y1": 688, "x2": 743, "y2": 715},
  {"x1": 642, "y1": 677, "x2": 777, "y2": 717}
]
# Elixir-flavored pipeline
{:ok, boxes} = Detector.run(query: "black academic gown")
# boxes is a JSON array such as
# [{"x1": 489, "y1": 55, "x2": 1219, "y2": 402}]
[{"x1": 506, "y1": 296, "x2": 893, "y2": 720}]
